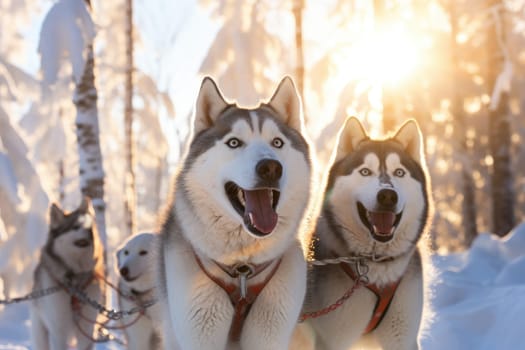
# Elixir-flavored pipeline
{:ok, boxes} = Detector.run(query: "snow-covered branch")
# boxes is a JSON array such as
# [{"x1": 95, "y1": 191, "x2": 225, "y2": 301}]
[{"x1": 38, "y1": 0, "x2": 95, "y2": 85}]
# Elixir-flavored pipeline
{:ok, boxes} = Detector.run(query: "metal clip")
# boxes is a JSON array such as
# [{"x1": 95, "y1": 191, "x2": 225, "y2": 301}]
[
  {"x1": 356, "y1": 260, "x2": 370, "y2": 285},
  {"x1": 235, "y1": 264, "x2": 254, "y2": 299}
]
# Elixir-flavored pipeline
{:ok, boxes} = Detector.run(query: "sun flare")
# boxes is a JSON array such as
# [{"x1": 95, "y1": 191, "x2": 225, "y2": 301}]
[
  {"x1": 354, "y1": 26, "x2": 420, "y2": 85},
  {"x1": 324, "y1": 23, "x2": 422, "y2": 138}
]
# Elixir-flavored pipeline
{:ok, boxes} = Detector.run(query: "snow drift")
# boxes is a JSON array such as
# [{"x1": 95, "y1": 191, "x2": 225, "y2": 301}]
[{"x1": 1, "y1": 223, "x2": 524, "y2": 349}]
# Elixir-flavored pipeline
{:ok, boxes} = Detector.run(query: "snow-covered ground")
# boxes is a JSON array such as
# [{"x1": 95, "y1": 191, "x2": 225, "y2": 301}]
[
  {"x1": 420, "y1": 222, "x2": 525, "y2": 350},
  {"x1": 1, "y1": 223, "x2": 524, "y2": 349}
]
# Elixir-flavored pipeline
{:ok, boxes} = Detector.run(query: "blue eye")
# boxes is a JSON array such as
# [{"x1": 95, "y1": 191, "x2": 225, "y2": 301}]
[
  {"x1": 272, "y1": 137, "x2": 284, "y2": 148},
  {"x1": 359, "y1": 168, "x2": 372, "y2": 176},
  {"x1": 394, "y1": 168, "x2": 406, "y2": 177},
  {"x1": 226, "y1": 137, "x2": 242, "y2": 148}
]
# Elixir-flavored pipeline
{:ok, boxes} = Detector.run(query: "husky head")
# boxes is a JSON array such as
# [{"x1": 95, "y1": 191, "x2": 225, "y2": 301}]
[
  {"x1": 178, "y1": 76, "x2": 312, "y2": 258},
  {"x1": 45, "y1": 197, "x2": 102, "y2": 274},
  {"x1": 325, "y1": 117, "x2": 430, "y2": 251},
  {"x1": 116, "y1": 233, "x2": 156, "y2": 292}
]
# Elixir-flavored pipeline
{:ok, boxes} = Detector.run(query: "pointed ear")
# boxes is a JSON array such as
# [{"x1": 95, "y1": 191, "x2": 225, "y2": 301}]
[
  {"x1": 49, "y1": 203, "x2": 65, "y2": 230},
  {"x1": 267, "y1": 76, "x2": 304, "y2": 131},
  {"x1": 393, "y1": 119, "x2": 425, "y2": 165},
  {"x1": 334, "y1": 117, "x2": 368, "y2": 163},
  {"x1": 193, "y1": 76, "x2": 229, "y2": 134}
]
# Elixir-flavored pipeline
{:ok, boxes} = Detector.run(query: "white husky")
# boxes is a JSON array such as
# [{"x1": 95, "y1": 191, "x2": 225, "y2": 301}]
[
  {"x1": 116, "y1": 232, "x2": 160, "y2": 350},
  {"x1": 156, "y1": 76, "x2": 314, "y2": 350},
  {"x1": 304, "y1": 117, "x2": 433, "y2": 350},
  {"x1": 30, "y1": 197, "x2": 104, "y2": 350}
]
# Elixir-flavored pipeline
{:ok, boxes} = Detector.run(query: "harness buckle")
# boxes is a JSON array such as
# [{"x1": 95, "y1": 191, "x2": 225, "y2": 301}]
[
  {"x1": 235, "y1": 264, "x2": 254, "y2": 299},
  {"x1": 356, "y1": 260, "x2": 370, "y2": 285}
]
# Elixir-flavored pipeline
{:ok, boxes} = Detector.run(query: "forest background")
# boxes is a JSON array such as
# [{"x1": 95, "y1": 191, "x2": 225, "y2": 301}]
[{"x1": 0, "y1": 0, "x2": 524, "y2": 300}]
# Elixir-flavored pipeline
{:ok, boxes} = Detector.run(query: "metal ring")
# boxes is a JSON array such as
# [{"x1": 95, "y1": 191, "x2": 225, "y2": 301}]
[{"x1": 234, "y1": 264, "x2": 255, "y2": 278}]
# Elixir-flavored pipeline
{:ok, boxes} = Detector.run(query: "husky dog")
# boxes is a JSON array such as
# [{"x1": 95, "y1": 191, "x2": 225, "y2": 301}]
[
  {"x1": 30, "y1": 197, "x2": 104, "y2": 350},
  {"x1": 157, "y1": 76, "x2": 314, "y2": 350},
  {"x1": 305, "y1": 117, "x2": 432, "y2": 350},
  {"x1": 116, "y1": 232, "x2": 161, "y2": 350}
]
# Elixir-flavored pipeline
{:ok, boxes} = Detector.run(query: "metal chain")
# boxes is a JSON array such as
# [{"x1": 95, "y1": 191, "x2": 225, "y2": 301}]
[
  {"x1": 0, "y1": 277, "x2": 156, "y2": 322},
  {"x1": 299, "y1": 277, "x2": 364, "y2": 322},
  {"x1": 63, "y1": 282, "x2": 157, "y2": 321},
  {"x1": 73, "y1": 312, "x2": 127, "y2": 346},
  {"x1": 307, "y1": 255, "x2": 364, "y2": 266},
  {"x1": 0, "y1": 285, "x2": 62, "y2": 305},
  {"x1": 0, "y1": 275, "x2": 149, "y2": 346},
  {"x1": 299, "y1": 259, "x2": 370, "y2": 322},
  {"x1": 307, "y1": 248, "x2": 404, "y2": 266}
]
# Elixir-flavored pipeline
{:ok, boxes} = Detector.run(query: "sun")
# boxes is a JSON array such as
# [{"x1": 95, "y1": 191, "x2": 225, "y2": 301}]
[
  {"x1": 354, "y1": 25, "x2": 420, "y2": 85},
  {"x1": 324, "y1": 23, "x2": 422, "y2": 137}
]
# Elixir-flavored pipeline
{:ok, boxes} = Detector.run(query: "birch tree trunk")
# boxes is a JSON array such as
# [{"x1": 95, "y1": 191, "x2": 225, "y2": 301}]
[
  {"x1": 72, "y1": 41, "x2": 108, "y2": 252},
  {"x1": 124, "y1": 0, "x2": 136, "y2": 236},
  {"x1": 486, "y1": 1, "x2": 515, "y2": 236},
  {"x1": 448, "y1": 1, "x2": 478, "y2": 246},
  {"x1": 58, "y1": 159, "x2": 65, "y2": 205}
]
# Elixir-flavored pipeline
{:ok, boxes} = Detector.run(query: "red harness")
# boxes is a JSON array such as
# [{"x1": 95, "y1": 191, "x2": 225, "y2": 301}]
[
  {"x1": 195, "y1": 254, "x2": 281, "y2": 341},
  {"x1": 51, "y1": 272, "x2": 106, "y2": 342},
  {"x1": 73, "y1": 273, "x2": 151, "y2": 332},
  {"x1": 48, "y1": 270, "x2": 95, "y2": 311},
  {"x1": 340, "y1": 262, "x2": 400, "y2": 334},
  {"x1": 48, "y1": 267, "x2": 152, "y2": 345}
]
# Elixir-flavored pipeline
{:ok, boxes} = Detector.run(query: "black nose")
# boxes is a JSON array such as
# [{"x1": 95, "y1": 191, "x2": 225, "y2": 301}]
[
  {"x1": 120, "y1": 267, "x2": 129, "y2": 277},
  {"x1": 377, "y1": 189, "x2": 398, "y2": 208},
  {"x1": 256, "y1": 159, "x2": 283, "y2": 182}
]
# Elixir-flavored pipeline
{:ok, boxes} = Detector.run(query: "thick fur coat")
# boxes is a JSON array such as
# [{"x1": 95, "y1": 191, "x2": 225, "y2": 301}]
[
  {"x1": 156, "y1": 76, "x2": 315, "y2": 350},
  {"x1": 30, "y1": 198, "x2": 105, "y2": 350},
  {"x1": 304, "y1": 117, "x2": 433, "y2": 350}
]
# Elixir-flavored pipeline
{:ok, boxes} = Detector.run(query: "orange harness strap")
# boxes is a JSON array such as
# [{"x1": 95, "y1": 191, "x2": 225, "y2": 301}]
[
  {"x1": 195, "y1": 254, "x2": 281, "y2": 341},
  {"x1": 340, "y1": 262, "x2": 400, "y2": 334}
]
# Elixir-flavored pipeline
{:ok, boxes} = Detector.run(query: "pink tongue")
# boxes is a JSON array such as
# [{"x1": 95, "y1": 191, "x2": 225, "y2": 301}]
[
  {"x1": 244, "y1": 189, "x2": 278, "y2": 234},
  {"x1": 369, "y1": 212, "x2": 396, "y2": 235}
]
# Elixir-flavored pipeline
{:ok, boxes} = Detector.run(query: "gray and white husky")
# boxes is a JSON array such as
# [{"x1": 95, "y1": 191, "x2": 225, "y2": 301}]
[
  {"x1": 304, "y1": 117, "x2": 433, "y2": 350},
  {"x1": 30, "y1": 197, "x2": 104, "y2": 350},
  {"x1": 156, "y1": 76, "x2": 314, "y2": 350},
  {"x1": 116, "y1": 232, "x2": 161, "y2": 350}
]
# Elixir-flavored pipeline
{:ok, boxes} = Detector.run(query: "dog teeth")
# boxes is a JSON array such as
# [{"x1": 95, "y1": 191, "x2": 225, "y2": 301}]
[
  {"x1": 238, "y1": 190, "x2": 245, "y2": 206},
  {"x1": 248, "y1": 212, "x2": 254, "y2": 225},
  {"x1": 372, "y1": 225, "x2": 396, "y2": 235},
  {"x1": 269, "y1": 189, "x2": 273, "y2": 202}
]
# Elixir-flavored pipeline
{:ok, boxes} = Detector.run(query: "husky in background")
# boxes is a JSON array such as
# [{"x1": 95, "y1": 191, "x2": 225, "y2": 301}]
[
  {"x1": 30, "y1": 197, "x2": 104, "y2": 350},
  {"x1": 156, "y1": 76, "x2": 315, "y2": 350},
  {"x1": 116, "y1": 232, "x2": 161, "y2": 350},
  {"x1": 305, "y1": 117, "x2": 433, "y2": 350}
]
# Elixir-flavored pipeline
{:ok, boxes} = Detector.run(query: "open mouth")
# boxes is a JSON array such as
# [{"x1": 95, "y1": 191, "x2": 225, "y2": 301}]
[
  {"x1": 357, "y1": 202, "x2": 402, "y2": 243},
  {"x1": 225, "y1": 181, "x2": 280, "y2": 237}
]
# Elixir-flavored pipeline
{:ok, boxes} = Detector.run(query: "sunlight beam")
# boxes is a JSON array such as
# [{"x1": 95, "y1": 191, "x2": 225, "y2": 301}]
[{"x1": 356, "y1": 25, "x2": 420, "y2": 85}]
